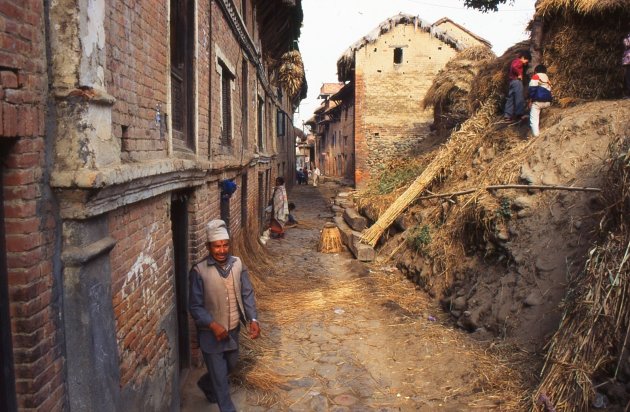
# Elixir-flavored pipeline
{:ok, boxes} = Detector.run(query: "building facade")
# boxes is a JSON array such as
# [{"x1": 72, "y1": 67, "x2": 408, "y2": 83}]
[
  {"x1": 336, "y1": 14, "x2": 489, "y2": 188},
  {"x1": 0, "y1": 0, "x2": 304, "y2": 411},
  {"x1": 308, "y1": 83, "x2": 355, "y2": 182}
]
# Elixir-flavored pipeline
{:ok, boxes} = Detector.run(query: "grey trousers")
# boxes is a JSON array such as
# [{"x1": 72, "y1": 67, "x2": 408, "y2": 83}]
[
  {"x1": 198, "y1": 329, "x2": 240, "y2": 412},
  {"x1": 504, "y1": 79, "x2": 525, "y2": 118}
]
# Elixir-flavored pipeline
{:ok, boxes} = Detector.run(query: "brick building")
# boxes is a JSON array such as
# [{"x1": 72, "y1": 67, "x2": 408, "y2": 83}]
[
  {"x1": 306, "y1": 83, "x2": 355, "y2": 182},
  {"x1": 336, "y1": 14, "x2": 490, "y2": 188},
  {"x1": 0, "y1": 0, "x2": 305, "y2": 411}
]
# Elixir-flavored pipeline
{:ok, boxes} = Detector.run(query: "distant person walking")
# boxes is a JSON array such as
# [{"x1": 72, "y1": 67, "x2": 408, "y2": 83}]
[
  {"x1": 528, "y1": 64, "x2": 553, "y2": 137},
  {"x1": 623, "y1": 32, "x2": 630, "y2": 98},
  {"x1": 504, "y1": 50, "x2": 531, "y2": 121},
  {"x1": 313, "y1": 166, "x2": 321, "y2": 187}
]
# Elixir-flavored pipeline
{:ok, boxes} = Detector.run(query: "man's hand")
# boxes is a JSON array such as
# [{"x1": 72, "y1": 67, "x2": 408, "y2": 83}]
[
  {"x1": 209, "y1": 321, "x2": 228, "y2": 341},
  {"x1": 249, "y1": 320, "x2": 261, "y2": 339}
]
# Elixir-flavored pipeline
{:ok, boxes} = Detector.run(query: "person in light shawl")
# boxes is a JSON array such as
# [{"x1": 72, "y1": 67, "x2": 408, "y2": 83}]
[{"x1": 269, "y1": 177, "x2": 289, "y2": 238}]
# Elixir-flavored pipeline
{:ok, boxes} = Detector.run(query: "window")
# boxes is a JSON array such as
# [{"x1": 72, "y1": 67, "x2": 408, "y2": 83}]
[
  {"x1": 276, "y1": 110, "x2": 285, "y2": 137},
  {"x1": 170, "y1": 0, "x2": 194, "y2": 150},
  {"x1": 220, "y1": 62, "x2": 234, "y2": 146},
  {"x1": 394, "y1": 47, "x2": 403, "y2": 64},
  {"x1": 241, "y1": 58, "x2": 248, "y2": 149}
]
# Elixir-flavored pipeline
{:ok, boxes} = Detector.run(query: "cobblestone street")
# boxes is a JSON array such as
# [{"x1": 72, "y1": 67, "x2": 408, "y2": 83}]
[{"x1": 181, "y1": 182, "x2": 513, "y2": 411}]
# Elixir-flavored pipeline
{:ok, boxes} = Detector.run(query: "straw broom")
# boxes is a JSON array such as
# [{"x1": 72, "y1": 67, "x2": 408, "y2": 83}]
[{"x1": 360, "y1": 100, "x2": 498, "y2": 247}]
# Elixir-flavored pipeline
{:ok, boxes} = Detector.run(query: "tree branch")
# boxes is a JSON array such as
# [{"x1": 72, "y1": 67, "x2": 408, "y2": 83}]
[{"x1": 417, "y1": 184, "x2": 602, "y2": 201}]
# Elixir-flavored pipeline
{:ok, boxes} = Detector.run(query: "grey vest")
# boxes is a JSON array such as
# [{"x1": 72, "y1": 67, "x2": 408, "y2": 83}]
[{"x1": 195, "y1": 257, "x2": 246, "y2": 330}]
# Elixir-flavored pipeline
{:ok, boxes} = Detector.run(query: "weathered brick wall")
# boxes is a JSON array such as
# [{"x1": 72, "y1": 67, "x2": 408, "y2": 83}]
[
  {"x1": 105, "y1": 0, "x2": 169, "y2": 162},
  {"x1": 109, "y1": 196, "x2": 175, "y2": 393},
  {"x1": 354, "y1": 24, "x2": 458, "y2": 188},
  {"x1": 1, "y1": 0, "x2": 65, "y2": 410}
]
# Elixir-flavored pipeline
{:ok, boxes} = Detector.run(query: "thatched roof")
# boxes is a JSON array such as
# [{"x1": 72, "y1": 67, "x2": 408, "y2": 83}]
[
  {"x1": 336, "y1": 13, "x2": 466, "y2": 82},
  {"x1": 423, "y1": 46, "x2": 496, "y2": 135},
  {"x1": 423, "y1": 46, "x2": 496, "y2": 110},
  {"x1": 536, "y1": 0, "x2": 629, "y2": 17}
]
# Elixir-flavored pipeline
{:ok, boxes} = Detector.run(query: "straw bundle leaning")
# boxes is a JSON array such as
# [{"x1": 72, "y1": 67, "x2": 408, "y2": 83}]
[
  {"x1": 278, "y1": 50, "x2": 304, "y2": 98},
  {"x1": 360, "y1": 100, "x2": 498, "y2": 247},
  {"x1": 423, "y1": 46, "x2": 496, "y2": 135},
  {"x1": 533, "y1": 137, "x2": 630, "y2": 411}
]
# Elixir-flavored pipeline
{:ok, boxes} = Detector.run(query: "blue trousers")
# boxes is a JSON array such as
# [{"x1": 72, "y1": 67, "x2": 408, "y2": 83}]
[
  {"x1": 504, "y1": 79, "x2": 525, "y2": 118},
  {"x1": 198, "y1": 329, "x2": 240, "y2": 412}
]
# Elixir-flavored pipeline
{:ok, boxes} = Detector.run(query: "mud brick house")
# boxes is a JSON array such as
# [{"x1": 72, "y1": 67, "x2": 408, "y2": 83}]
[
  {"x1": 307, "y1": 82, "x2": 355, "y2": 181},
  {"x1": 0, "y1": 0, "x2": 305, "y2": 411},
  {"x1": 336, "y1": 14, "x2": 490, "y2": 188}
]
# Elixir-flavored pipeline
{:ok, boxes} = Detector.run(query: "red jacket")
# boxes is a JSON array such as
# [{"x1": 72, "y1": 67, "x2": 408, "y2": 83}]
[{"x1": 509, "y1": 58, "x2": 524, "y2": 80}]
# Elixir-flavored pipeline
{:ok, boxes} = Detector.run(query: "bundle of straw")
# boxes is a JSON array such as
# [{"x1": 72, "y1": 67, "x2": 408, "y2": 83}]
[
  {"x1": 278, "y1": 50, "x2": 304, "y2": 98},
  {"x1": 318, "y1": 223, "x2": 343, "y2": 253},
  {"x1": 360, "y1": 100, "x2": 498, "y2": 247}
]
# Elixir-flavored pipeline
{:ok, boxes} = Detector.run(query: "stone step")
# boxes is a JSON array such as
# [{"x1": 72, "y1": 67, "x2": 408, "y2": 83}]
[{"x1": 343, "y1": 207, "x2": 367, "y2": 232}]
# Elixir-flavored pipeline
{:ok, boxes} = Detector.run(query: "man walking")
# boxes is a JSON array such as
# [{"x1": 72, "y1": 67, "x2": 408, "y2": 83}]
[{"x1": 189, "y1": 219, "x2": 261, "y2": 411}]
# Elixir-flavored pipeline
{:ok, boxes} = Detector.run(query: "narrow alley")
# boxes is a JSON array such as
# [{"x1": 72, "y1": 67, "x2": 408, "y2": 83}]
[{"x1": 181, "y1": 181, "x2": 528, "y2": 411}]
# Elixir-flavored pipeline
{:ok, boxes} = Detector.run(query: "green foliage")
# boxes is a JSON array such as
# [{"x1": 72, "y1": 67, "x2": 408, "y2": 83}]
[
  {"x1": 463, "y1": 0, "x2": 512, "y2": 12},
  {"x1": 376, "y1": 164, "x2": 423, "y2": 194},
  {"x1": 495, "y1": 197, "x2": 512, "y2": 219},
  {"x1": 407, "y1": 225, "x2": 431, "y2": 252}
]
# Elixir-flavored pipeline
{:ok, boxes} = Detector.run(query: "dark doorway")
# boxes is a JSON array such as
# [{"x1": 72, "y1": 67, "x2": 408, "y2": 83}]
[
  {"x1": 241, "y1": 173, "x2": 248, "y2": 228},
  {"x1": 258, "y1": 173, "x2": 264, "y2": 232},
  {"x1": 171, "y1": 192, "x2": 190, "y2": 373},
  {"x1": 170, "y1": 0, "x2": 195, "y2": 151},
  {"x1": 0, "y1": 147, "x2": 17, "y2": 412},
  {"x1": 220, "y1": 188, "x2": 231, "y2": 231}
]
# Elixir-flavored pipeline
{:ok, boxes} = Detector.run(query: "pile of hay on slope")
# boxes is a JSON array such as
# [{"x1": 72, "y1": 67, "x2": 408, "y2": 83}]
[
  {"x1": 535, "y1": 0, "x2": 630, "y2": 100},
  {"x1": 423, "y1": 46, "x2": 496, "y2": 136},
  {"x1": 468, "y1": 41, "x2": 531, "y2": 112},
  {"x1": 533, "y1": 136, "x2": 630, "y2": 411}
]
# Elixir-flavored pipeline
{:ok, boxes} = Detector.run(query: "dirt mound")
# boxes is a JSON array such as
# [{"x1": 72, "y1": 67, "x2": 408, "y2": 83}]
[{"x1": 365, "y1": 99, "x2": 630, "y2": 353}]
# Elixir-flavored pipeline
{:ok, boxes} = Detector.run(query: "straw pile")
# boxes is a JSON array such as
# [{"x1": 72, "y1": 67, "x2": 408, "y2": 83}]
[
  {"x1": 278, "y1": 50, "x2": 304, "y2": 98},
  {"x1": 534, "y1": 0, "x2": 630, "y2": 100},
  {"x1": 423, "y1": 46, "x2": 496, "y2": 136},
  {"x1": 468, "y1": 41, "x2": 531, "y2": 112},
  {"x1": 360, "y1": 100, "x2": 499, "y2": 247},
  {"x1": 318, "y1": 223, "x2": 343, "y2": 253},
  {"x1": 532, "y1": 136, "x2": 630, "y2": 411}
]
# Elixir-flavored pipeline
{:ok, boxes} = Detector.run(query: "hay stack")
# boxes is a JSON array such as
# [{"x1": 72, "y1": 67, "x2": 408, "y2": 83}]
[
  {"x1": 318, "y1": 223, "x2": 343, "y2": 253},
  {"x1": 278, "y1": 50, "x2": 304, "y2": 98},
  {"x1": 423, "y1": 46, "x2": 496, "y2": 136},
  {"x1": 533, "y1": 137, "x2": 630, "y2": 411},
  {"x1": 534, "y1": 0, "x2": 630, "y2": 100},
  {"x1": 468, "y1": 41, "x2": 531, "y2": 112}
]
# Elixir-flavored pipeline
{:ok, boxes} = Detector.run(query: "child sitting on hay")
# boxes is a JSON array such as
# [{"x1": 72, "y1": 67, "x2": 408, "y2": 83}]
[{"x1": 528, "y1": 64, "x2": 553, "y2": 137}]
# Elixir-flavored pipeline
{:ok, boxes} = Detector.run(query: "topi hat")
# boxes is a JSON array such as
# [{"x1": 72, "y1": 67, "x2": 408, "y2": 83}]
[{"x1": 207, "y1": 219, "x2": 229, "y2": 243}]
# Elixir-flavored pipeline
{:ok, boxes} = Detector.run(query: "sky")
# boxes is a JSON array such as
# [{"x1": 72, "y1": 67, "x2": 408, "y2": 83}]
[{"x1": 293, "y1": 0, "x2": 537, "y2": 129}]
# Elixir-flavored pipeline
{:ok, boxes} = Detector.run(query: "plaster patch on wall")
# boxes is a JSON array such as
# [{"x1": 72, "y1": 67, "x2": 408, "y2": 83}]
[{"x1": 121, "y1": 223, "x2": 159, "y2": 303}]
